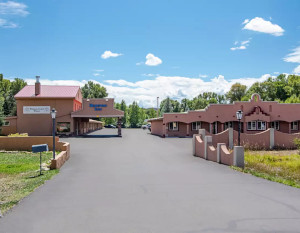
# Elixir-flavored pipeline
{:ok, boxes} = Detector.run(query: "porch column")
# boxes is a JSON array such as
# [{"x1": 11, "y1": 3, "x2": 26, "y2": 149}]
[
  {"x1": 289, "y1": 122, "x2": 291, "y2": 134},
  {"x1": 243, "y1": 121, "x2": 247, "y2": 134},
  {"x1": 118, "y1": 117, "x2": 122, "y2": 136},
  {"x1": 221, "y1": 123, "x2": 224, "y2": 132},
  {"x1": 186, "y1": 123, "x2": 190, "y2": 136}
]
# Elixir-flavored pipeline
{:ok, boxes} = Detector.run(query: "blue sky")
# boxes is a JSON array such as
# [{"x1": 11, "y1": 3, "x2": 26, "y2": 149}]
[{"x1": 1, "y1": 0, "x2": 300, "y2": 107}]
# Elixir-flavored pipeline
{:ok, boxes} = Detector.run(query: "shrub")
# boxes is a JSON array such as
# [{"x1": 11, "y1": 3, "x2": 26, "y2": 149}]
[
  {"x1": 294, "y1": 138, "x2": 300, "y2": 153},
  {"x1": 8, "y1": 133, "x2": 28, "y2": 137}
]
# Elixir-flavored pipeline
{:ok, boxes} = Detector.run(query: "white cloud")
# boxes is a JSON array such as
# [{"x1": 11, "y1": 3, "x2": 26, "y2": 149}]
[
  {"x1": 242, "y1": 19, "x2": 250, "y2": 25},
  {"x1": 284, "y1": 46, "x2": 300, "y2": 63},
  {"x1": 230, "y1": 45, "x2": 246, "y2": 51},
  {"x1": 243, "y1": 17, "x2": 284, "y2": 36},
  {"x1": 145, "y1": 53, "x2": 162, "y2": 66},
  {"x1": 15, "y1": 74, "x2": 272, "y2": 108},
  {"x1": 101, "y1": 51, "x2": 123, "y2": 59},
  {"x1": 142, "y1": 73, "x2": 159, "y2": 77},
  {"x1": 0, "y1": 1, "x2": 29, "y2": 28},
  {"x1": 284, "y1": 46, "x2": 300, "y2": 74},
  {"x1": 94, "y1": 69, "x2": 104, "y2": 72},
  {"x1": 199, "y1": 74, "x2": 208, "y2": 78},
  {"x1": 93, "y1": 73, "x2": 103, "y2": 77},
  {"x1": 0, "y1": 18, "x2": 17, "y2": 28},
  {"x1": 230, "y1": 39, "x2": 250, "y2": 51},
  {"x1": 293, "y1": 65, "x2": 300, "y2": 74},
  {"x1": 0, "y1": 1, "x2": 29, "y2": 16}
]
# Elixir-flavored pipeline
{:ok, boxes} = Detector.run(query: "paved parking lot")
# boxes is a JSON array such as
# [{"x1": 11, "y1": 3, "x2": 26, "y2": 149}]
[{"x1": 1, "y1": 129, "x2": 300, "y2": 233}]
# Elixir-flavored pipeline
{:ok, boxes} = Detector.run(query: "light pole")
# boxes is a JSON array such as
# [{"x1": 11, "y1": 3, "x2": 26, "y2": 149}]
[
  {"x1": 51, "y1": 108, "x2": 57, "y2": 159},
  {"x1": 236, "y1": 110, "x2": 243, "y2": 146},
  {"x1": 157, "y1": 97, "x2": 159, "y2": 118}
]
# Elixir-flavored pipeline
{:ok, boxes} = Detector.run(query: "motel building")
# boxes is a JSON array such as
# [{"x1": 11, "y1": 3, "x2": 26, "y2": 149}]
[
  {"x1": 1, "y1": 77, "x2": 124, "y2": 136},
  {"x1": 149, "y1": 94, "x2": 300, "y2": 142}
]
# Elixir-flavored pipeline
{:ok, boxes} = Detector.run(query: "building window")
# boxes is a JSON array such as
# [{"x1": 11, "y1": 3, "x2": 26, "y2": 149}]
[
  {"x1": 291, "y1": 121, "x2": 298, "y2": 130},
  {"x1": 57, "y1": 122, "x2": 71, "y2": 133},
  {"x1": 169, "y1": 122, "x2": 179, "y2": 131},
  {"x1": 247, "y1": 121, "x2": 266, "y2": 130},
  {"x1": 247, "y1": 121, "x2": 256, "y2": 130},
  {"x1": 191, "y1": 121, "x2": 201, "y2": 130},
  {"x1": 211, "y1": 122, "x2": 218, "y2": 134},
  {"x1": 3, "y1": 121, "x2": 10, "y2": 126},
  {"x1": 271, "y1": 121, "x2": 280, "y2": 130},
  {"x1": 257, "y1": 121, "x2": 266, "y2": 130},
  {"x1": 224, "y1": 121, "x2": 233, "y2": 130}
]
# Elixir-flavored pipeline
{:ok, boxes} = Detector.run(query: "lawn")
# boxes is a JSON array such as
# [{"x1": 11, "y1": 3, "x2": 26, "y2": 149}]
[
  {"x1": 0, "y1": 151, "x2": 59, "y2": 215},
  {"x1": 234, "y1": 150, "x2": 300, "y2": 188}
]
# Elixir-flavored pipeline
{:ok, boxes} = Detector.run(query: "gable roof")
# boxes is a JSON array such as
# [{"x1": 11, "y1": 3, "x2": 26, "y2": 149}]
[{"x1": 15, "y1": 85, "x2": 80, "y2": 99}]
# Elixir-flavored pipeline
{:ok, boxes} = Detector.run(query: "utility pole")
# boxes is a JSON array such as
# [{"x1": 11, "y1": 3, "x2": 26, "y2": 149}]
[{"x1": 157, "y1": 97, "x2": 159, "y2": 118}]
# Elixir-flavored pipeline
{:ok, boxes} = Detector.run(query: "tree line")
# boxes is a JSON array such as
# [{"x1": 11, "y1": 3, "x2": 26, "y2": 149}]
[
  {"x1": 1, "y1": 74, "x2": 300, "y2": 130},
  {"x1": 159, "y1": 74, "x2": 300, "y2": 115},
  {"x1": 0, "y1": 74, "x2": 27, "y2": 130}
]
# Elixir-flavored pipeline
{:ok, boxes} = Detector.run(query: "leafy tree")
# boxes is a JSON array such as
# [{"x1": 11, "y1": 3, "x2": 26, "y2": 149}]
[
  {"x1": 285, "y1": 95, "x2": 300, "y2": 103},
  {"x1": 129, "y1": 101, "x2": 140, "y2": 127},
  {"x1": 145, "y1": 108, "x2": 157, "y2": 119},
  {"x1": 172, "y1": 100, "x2": 181, "y2": 112},
  {"x1": 0, "y1": 96, "x2": 4, "y2": 134},
  {"x1": 138, "y1": 108, "x2": 147, "y2": 125},
  {"x1": 226, "y1": 83, "x2": 247, "y2": 103},
  {"x1": 81, "y1": 81, "x2": 108, "y2": 98},
  {"x1": 180, "y1": 98, "x2": 192, "y2": 112},
  {"x1": 0, "y1": 74, "x2": 27, "y2": 116},
  {"x1": 160, "y1": 97, "x2": 173, "y2": 115},
  {"x1": 285, "y1": 75, "x2": 300, "y2": 97},
  {"x1": 120, "y1": 100, "x2": 128, "y2": 126}
]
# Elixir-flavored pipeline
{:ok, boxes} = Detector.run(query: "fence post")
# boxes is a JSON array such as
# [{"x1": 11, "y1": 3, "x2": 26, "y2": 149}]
[
  {"x1": 199, "y1": 129, "x2": 206, "y2": 139},
  {"x1": 229, "y1": 128, "x2": 233, "y2": 149},
  {"x1": 192, "y1": 134, "x2": 196, "y2": 156},
  {"x1": 269, "y1": 128, "x2": 274, "y2": 149},
  {"x1": 217, "y1": 143, "x2": 226, "y2": 163},
  {"x1": 204, "y1": 136, "x2": 212, "y2": 160},
  {"x1": 233, "y1": 146, "x2": 244, "y2": 168}
]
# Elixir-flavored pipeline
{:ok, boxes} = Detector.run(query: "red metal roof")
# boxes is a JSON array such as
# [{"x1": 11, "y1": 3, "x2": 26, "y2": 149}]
[{"x1": 15, "y1": 85, "x2": 80, "y2": 98}]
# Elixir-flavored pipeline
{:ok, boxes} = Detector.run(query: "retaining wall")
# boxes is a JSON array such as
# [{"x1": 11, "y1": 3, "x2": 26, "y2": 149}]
[
  {"x1": 0, "y1": 136, "x2": 70, "y2": 169},
  {"x1": 194, "y1": 131, "x2": 244, "y2": 168},
  {"x1": 274, "y1": 131, "x2": 300, "y2": 149},
  {"x1": 233, "y1": 129, "x2": 271, "y2": 149}
]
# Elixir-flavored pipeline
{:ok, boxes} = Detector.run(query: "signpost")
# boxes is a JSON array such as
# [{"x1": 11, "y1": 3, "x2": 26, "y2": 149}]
[{"x1": 32, "y1": 144, "x2": 49, "y2": 176}]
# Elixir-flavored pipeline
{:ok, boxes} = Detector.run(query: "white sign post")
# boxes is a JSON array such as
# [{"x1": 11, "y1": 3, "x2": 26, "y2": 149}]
[{"x1": 23, "y1": 106, "x2": 51, "y2": 114}]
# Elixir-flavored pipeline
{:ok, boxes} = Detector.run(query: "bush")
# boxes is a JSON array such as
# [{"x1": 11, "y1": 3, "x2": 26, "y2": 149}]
[
  {"x1": 294, "y1": 138, "x2": 300, "y2": 152},
  {"x1": 8, "y1": 133, "x2": 28, "y2": 137}
]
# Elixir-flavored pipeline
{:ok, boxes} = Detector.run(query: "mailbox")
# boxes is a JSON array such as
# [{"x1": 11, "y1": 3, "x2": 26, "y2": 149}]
[{"x1": 32, "y1": 144, "x2": 49, "y2": 153}]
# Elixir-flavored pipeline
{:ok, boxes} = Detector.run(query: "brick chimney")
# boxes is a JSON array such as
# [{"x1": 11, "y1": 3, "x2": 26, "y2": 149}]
[{"x1": 35, "y1": 76, "x2": 41, "y2": 96}]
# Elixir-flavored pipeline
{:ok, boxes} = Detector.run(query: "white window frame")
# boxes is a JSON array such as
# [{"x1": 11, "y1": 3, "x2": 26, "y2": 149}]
[
  {"x1": 169, "y1": 122, "x2": 179, "y2": 131},
  {"x1": 191, "y1": 121, "x2": 201, "y2": 131},
  {"x1": 211, "y1": 122, "x2": 218, "y2": 134},
  {"x1": 271, "y1": 121, "x2": 280, "y2": 130},
  {"x1": 291, "y1": 121, "x2": 298, "y2": 131},
  {"x1": 224, "y1": 121, "x2": 233, "y2": 130},
  {"x1": 247, "y1": 121, "x2": 267, "y2": 131},
  {"x1": 3, "y1": 121, "x2": 10, "y2": 126},
  {"x1": 247, "y1": 121, "x2": 256, "y2": 130},
  {"x1": 257, "y1": 121, "x2": 266, "y2": 130}
]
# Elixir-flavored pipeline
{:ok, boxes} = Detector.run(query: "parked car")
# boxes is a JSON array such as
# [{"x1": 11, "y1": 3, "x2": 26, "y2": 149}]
[
  {"x1": 105, "y1": 124, "x2": 116, "y2": 128},
  {"x1": 142, "y1": 123, "x2": 151, "y2": 130}
]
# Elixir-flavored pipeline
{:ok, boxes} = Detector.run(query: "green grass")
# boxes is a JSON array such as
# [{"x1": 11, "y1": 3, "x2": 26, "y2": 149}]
[
  {"x1": 233, "y1": 151, "x2": 300, "y2": 188},
  {"x1": 0, "y1": 151, "x2": 59, "y2": 214}
]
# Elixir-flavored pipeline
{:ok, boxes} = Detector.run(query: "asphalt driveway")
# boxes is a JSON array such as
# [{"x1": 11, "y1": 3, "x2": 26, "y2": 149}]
[{"x1": 1, "y1": 129, "x2": 300, "y2": 233}]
